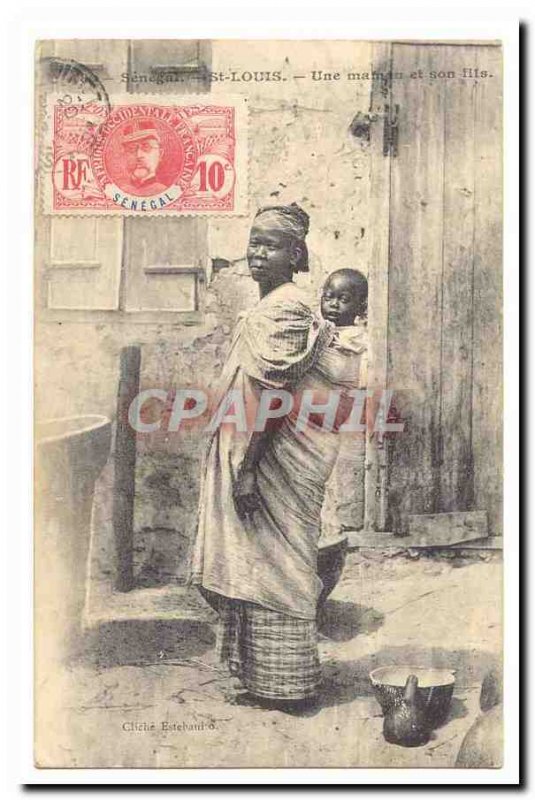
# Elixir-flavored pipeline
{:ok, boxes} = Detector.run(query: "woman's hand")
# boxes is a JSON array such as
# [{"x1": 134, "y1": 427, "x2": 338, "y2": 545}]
[{"x1": 233, "y1": 469, "x2": 261, "y2": 520}]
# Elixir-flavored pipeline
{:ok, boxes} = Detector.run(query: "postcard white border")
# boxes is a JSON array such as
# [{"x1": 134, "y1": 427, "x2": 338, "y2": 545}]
[{"x1": 3, "y1": 1, "x2": 520, "y2": 791}]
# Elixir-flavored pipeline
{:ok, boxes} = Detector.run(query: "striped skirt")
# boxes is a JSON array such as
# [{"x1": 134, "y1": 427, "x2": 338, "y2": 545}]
[{"x1": 215, "y1": 596, "x2": 320, "y2": 700}]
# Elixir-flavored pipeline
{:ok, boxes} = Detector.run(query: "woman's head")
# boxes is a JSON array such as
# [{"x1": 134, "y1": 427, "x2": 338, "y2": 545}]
[
  {"x1": 321, "y1": 269, "x2": 368, "y2": 326},
  {"x1": 247, "y1": 204, "x2": 309, "y2": 290}
]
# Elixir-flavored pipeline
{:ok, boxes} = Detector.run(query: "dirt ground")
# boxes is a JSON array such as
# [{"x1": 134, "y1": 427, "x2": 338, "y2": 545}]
[{"x1": 35, "y1": 547, "x2": 502, "y2": 769}]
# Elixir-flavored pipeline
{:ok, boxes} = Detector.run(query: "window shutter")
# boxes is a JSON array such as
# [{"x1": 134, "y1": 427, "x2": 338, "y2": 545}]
[
  {"x1": 127, "y1": 40, "x2": 211, "y2": 94},
  {"x1": 123, "y1": 217, "x2": 204, "y2": 312},
  {"x1": 45, "y1": 217, "x2": 122, "y2": 310},
  {"x1": 124, "y1": 40, "x2": 212, "y2": 313},
  {"x1": 39, "y1": 40, "x2": 128, "y2": 311}
]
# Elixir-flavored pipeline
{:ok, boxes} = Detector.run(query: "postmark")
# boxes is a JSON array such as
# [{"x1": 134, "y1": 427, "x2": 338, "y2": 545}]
[
  {"x1": 40, "y1": 57, "x2": 112, "y2": 113},
  {"x1": 41, "y1": 94, "x2": 248, "y2": 216},
  {"x1": 36, "y1": 58, "x2": 112, "y2": 185}
]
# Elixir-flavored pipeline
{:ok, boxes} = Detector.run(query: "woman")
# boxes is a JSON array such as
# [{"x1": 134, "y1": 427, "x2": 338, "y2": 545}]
[{"x1": 190, "y1": 204, "x2": 363, "y2": 709}]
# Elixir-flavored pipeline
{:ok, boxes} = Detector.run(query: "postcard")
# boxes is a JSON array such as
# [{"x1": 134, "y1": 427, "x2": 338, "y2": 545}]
[{"x1": 34, "y1": 38, "x2": 504, "y2": 770}]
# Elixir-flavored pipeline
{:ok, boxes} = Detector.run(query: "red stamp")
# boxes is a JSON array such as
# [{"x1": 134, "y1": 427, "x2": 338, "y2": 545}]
[{"x1": 44, "y1": 96, "x2": 247, "y2": 215}]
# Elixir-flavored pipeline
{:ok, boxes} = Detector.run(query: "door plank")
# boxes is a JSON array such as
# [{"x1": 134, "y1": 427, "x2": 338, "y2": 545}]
[
  {"x1": 439, "y1": 47, "x2": 478, "y2": 512},
  {"x1": 471, "y1": 46, "x2": 503, "y2": 536},
  {"x1": 386, "y1": 44, "x2": 447, "y2": 532},
  {"x1": 364, "y1": 41, "x2": 393, "y2": 531}
]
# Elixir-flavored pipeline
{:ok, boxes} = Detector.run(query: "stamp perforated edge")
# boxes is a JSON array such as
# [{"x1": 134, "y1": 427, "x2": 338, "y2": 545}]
[{"x1": 38, "y1": 92, "x2": 249, "y2": 218}]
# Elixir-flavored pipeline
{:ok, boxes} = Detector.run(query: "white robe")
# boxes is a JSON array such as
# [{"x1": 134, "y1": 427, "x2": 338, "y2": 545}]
[{"x1": 190, "y1": 283, "x2": 364, "y2": 620}]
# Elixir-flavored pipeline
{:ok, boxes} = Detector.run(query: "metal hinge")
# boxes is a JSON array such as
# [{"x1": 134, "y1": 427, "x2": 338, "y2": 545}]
[{"x1": 383, "y1": 103, "x2": 399, "y2": 157}]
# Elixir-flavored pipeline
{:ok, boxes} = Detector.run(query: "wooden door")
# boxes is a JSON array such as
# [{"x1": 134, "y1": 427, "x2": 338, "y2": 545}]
[{"x1": 365, "y1": 42, "x2": 503, "y2": 537}]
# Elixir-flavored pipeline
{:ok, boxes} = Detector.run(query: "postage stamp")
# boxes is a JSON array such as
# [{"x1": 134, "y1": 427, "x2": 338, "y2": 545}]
[{"x1": 41, "y1": 94, "x2": 248, "y2": 215}]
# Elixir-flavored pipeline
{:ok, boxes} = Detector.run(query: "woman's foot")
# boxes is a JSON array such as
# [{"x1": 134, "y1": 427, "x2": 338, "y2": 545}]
[
  {"x1": 270, "y1": 696, "x2": 318, "y2": 716},
  {"x1": 231, "y1": 691, "x2": 318, "y2": 715}
]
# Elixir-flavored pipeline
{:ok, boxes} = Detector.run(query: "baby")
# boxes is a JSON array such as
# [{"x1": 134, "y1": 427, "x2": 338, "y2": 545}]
[
  {"x1": 317, "y1": 269, "x2": 368, "y2": 607},
  {"x1": 320, "y1": 268, "x2": 368, "y2": 329}
]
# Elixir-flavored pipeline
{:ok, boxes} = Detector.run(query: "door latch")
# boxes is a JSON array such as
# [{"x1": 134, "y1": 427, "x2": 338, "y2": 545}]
[{"x1": 383, "y1": 103, "x2": 399, "y2": 157}]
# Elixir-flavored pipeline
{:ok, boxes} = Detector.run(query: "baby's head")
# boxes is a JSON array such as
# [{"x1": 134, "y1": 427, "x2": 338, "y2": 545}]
[{"x1": 321, "y1": 269, "x2": 368, "y2": 327}]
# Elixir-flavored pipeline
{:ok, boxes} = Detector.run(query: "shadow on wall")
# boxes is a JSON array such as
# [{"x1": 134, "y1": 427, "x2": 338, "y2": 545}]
[
  {"x1": 90, "y1": 452, "x2": 201, "y2": 588},
  {"x1": 136, "y1": 449, "x2": 203, "y2": 535},
  {"x1": 135, "y1": 528, "x2": 191, "y2": 586},
  {"x1": 81, "y1": 619, "x2": 216, "y2": 669}
]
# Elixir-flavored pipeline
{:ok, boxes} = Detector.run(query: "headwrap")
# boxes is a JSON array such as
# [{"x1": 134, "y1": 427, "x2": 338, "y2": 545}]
[{"x1": 253, "y1": 203, "x2": 310, "y2": 272}]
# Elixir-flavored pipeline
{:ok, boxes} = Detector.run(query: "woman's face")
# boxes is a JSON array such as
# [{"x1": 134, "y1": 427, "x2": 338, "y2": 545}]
[{"x1": 247, "y1": 222, "x2": 299, "y2": 289}]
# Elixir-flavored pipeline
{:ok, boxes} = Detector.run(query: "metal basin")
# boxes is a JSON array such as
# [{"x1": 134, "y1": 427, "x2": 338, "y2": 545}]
[
  {"x1": 370, "y1": 666, "x2": 456, "y2": 728},
  {"x1": 35, "y1": 415, "x2": 112, "y2": 665}
]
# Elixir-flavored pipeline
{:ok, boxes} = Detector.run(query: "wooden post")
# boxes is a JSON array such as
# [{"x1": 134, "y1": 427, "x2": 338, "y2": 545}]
[{"x1": 113, "y1": 345, "x2": 141, "y2": 591}]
